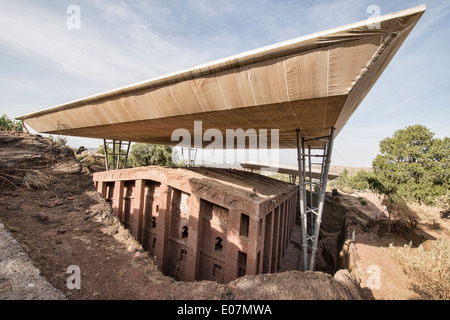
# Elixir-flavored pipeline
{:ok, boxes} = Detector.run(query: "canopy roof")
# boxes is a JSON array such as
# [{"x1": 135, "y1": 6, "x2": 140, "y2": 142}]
[{"x1": 17, "y1": 5, "x2": 425, "y2": 149}]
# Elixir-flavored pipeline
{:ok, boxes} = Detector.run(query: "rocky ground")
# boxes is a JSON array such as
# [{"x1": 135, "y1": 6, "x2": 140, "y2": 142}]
[
  {"x1": 0, "y1": 222, "x2": 65, "y2": 300},
  {"x1": 0, "y1": 131, "x2": 370, "y2": 300},
  {"x1": 332, "y1": 189, "x2": 449, "y2": 300},
  {"x1": 2, "y1": 131, "x2": 445, "y2": 301}
]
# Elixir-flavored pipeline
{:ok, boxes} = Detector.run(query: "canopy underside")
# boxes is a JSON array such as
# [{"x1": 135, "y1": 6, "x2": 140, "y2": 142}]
[{"x1": 17, "y1": 6, "x2": 425, "y2": 149}]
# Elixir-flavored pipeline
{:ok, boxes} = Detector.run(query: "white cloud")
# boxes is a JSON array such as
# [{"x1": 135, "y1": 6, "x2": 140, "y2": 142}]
[
  {"x1": 0, "y1": 0, "x2": 219, "y2": 89},
  {"x1": 186, "y1": 0, "x2": 237, "y2": 17},
  {"x1": 307, "y1": 0, "x2": 367, "y2": 30}
]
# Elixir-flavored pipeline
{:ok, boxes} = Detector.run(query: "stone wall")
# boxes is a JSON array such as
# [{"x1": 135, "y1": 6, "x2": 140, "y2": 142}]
[{"x1": 93, "y1": 166, "x2": 298, "y2": 283}]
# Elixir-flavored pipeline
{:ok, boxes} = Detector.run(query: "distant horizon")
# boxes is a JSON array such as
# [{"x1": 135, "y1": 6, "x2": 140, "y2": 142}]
[{"x1": 64, "y1": 140, "x2": 374, "y2": 171}]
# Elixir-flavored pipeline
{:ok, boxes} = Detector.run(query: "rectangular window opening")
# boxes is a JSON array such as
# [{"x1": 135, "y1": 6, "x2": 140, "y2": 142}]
[
  {"x1": 238, "y1": 251, "x2": 247, "y2": 277},
  {"x1": 239, "y1": 213, "x2": 250, "y2": 237},
  {"x1": 258, "y1": 218, "x2": 263, "y2": 238},
  {"x1": 180, "y1": 249, "x2": 187, "y2": 261}
]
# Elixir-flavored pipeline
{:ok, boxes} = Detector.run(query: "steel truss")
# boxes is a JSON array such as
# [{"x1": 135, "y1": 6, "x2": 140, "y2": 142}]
[
  {"x1": 296, "y1": 127, "x2": 336, "y2": 271},
  {"x1": 103, "y1": 139, "x2": 131, "y2": 171},
  {"x1": 181, "y1": 147, "x2": 198, "y2": 167}
]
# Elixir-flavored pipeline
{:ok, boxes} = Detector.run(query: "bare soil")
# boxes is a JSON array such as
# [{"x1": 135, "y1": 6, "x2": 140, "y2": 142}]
[
  {"x1": 2, "y1": 131, "x2": 446, "y2": 300},
  {"x1": 0, "y1": 131, "x2": 369, "y2": 300},
  {"x1": 352, "y1": 228, "x2": 421, "y2": 300},
  {"x1": 334, "y1": 190, "x2": 449, "y2": 300}
]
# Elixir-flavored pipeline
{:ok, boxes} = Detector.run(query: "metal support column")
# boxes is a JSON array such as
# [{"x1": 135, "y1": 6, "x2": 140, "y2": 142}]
[
  {"x1": 123, "y1": 142, "x2": 131, "y2": 169},
  {"x1": 103, "y1": 140, "x2": 132, "y2": 171},
  {"x1": 181, "y1": 147, "x2": 198, "y2": 167},
  {"x1": 116, "y1": 141, "x2": 122, "y2": 170},
  {"x1": 296, "y1": 129, "x2": 308, "y2": 271},
  {"x1": 112, "y1": 139, "x2": 116, "y2": 170},
  {"x1": 103, "y1": 139, "x2": 109, "y2": 171},
  {"x1": 296, "y1": 127, "x2": 336, "y2": 271}
]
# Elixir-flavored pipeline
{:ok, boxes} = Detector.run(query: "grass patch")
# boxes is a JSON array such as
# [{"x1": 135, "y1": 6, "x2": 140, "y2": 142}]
[{"x1": 385, "y1": 238, "x2": 450, "y2": 300}]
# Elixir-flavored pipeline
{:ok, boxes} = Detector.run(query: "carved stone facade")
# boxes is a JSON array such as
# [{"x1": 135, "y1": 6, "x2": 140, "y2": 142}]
[{"x1": 93, "y1": 166, "x2": 297, "y2": 283}]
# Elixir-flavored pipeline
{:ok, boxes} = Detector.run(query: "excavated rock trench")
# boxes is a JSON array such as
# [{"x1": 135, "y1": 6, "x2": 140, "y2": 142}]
[{"x1": 0, "y1": 131, "x2": 371, "y2": 300}]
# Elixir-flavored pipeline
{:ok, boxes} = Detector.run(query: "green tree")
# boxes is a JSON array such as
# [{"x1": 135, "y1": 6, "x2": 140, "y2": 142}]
[
  {"x1": 330, "y1": 168, "x2": 349, "y2": 190},
  {"x1": 350, "y1": 169, "x2": 372, "y2": 191},
  {"x1": 330, "y1": 168, "x2": 373, "y2": 192},
  {"x1": 0, "y1": 114, "x2": 23, "y2": 132},
  {"x1": 371, "y1": 125, "x2": 449, "y2": 205},
  {"x1": 130, "y1": 143, "x2": 174, "y2": 167}
]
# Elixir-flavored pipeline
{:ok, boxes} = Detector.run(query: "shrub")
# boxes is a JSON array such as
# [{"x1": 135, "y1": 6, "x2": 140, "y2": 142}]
[
  {"x1": 349, "y1": 170, "x2": 372, "y2": 191},
  {"x1": 75, "y1": 153, "x2": 105, "y2": 167},
  {"x1": 329, "y1": 169, "x2": 372, "y2": 192},
  {"x1": 357, "y1": 197, "x2": 367, "y2": 205},
  {"x1": 329, "y1": 168, "x2": 349, "y2": 190},
  {"x1": 384, "y1": 194, "x2": 420, "y2": 230},
  {"x1": 49, "y1": 135, "x2": 67, "y2": 146},
  {"x1": 386, "y1": 238, "x2": 450, "y2": 300},
  {"x1": 0, "y1": 114, "x2": 23, "y2": 132},
  {"x1": 436, "y1": 190, "x2": 450, "y2": 210}
]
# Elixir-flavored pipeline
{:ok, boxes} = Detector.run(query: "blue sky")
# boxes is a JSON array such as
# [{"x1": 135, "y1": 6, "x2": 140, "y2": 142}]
[{"x1": 0, "y1": 0, "x2": 449, "y2": 167}]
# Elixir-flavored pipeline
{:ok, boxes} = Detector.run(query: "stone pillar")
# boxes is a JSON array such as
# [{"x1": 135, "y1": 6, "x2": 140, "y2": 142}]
[
  {"x1": 245, "y1": 214, "x2": 259, "y2": 276},
  {"x1": 271, "y1": 207, "x2": 280, "y2": 273},
  {"x1": 131, "y1": 179, "x2": 145, "y2": 242},
  {"x1": 262, "y1": 210, "x2": 274, "y2": 274},
  {"x1": 96, "y1": 180, "x2": 106, "y2": 198},
  {"x1": 257, "y1": 215, "x2": 265, "y2": 275},
  {"x1": 284, "y1": 199, "x2": 289, "y2": 249},
  {"x1": 223, "y1": 209, "x2": 240, "y2": 283},
  {"x1": 155, "y1": 184, "x2": 171, "y2": 274},
  {"x1": 112, "y1": 181, "x2": 124, "y2": 222},
  {"x1": 278, "y1": 202, "x2": 286, "y2": 268},
  {"x1": 185, "y1": 195, "x2": 201, "y2": 282}
]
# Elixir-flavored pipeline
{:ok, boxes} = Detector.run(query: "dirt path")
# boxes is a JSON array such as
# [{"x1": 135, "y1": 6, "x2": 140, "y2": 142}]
[{"x1": 353, "y1": 229, "x2": 421, "y2": 300}]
